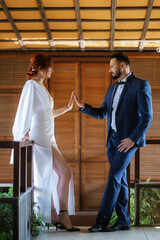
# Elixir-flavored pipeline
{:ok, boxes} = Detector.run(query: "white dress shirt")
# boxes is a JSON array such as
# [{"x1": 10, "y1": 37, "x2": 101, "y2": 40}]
[{"x1": 111, "y1": 73, "x2": 131, "y2": 132}]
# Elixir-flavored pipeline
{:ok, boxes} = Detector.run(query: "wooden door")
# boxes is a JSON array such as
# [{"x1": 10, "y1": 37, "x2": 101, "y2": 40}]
[
  {"x1": 51, "y1": 61, "x2": 111, "y2": 210},
  {"x1": 80, "y1": 62, "x2": 111, "y2": 210},
  {"x1": 50, "y1": 62, "x2": 80, "y2": 210}
]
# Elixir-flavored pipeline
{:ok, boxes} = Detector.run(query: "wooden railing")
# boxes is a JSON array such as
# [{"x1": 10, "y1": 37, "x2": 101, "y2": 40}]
[
  {"x1": 135, "y1": 182, "x2": 160, "y2": 225},
  {"x1": 0, "y1": 140, "x2": 34, "y2": 240},
  {"x1": 0, "y1": 140, "x2": 34, "y2": 197},
  {"x1": 127, "y1": 139, "x2": 160, "y2": 225}
]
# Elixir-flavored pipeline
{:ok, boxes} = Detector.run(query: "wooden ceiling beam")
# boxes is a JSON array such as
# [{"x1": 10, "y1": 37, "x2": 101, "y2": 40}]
[
  {"x1": 74, "y1": 0, "x2": 85, "y2": 50},
  {"x1": 36, "y1": 0, "x2": 55, "y2": 50},
  {"x1": 0, "y1": 0, "x2": 25, "y2": 49},
  {"x1": 2, "y1": 38, "x2": 160, "y2": 42},
  {"x1": 3, "y1": 29, "x2": 158, "y2": 33},
  {"x1": 110, "y1": 0, "x2": 117, "y2": 51},
  {"x1": 0, "y1": 47, "x2": 157, "y2": 52},
  {"x1": 2, "y1": 18, "x2": 160, "y2": 23},
  {"x1": 139, "y1": 0, "x2": 154, "y2": 51},
  {"x1": 1, "y1": 7, "x2": 160, "y2": 11}
]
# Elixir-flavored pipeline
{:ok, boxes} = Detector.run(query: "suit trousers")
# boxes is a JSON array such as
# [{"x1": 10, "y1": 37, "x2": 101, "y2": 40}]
[{"x1": 96, "y1": 129, "x2": 138, "y2": 226}]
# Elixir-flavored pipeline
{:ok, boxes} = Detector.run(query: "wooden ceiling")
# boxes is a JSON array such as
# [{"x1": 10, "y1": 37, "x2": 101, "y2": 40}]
[{"x1": 0, "y1": 0, "x2": 160, "y2": 51}]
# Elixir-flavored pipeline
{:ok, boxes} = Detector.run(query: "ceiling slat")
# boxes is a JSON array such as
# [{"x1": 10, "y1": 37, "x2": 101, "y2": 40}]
[
  {"x1": 0, "y1": 0, "x2": 25, "y2": 49},
  {"x1": 36, "y1": 0, "x2": 55, "y2": 50},
  {"x1": 74, "y1": 0, "x2": 85, "y2": 50},
  {"x1": 139, "y1": 0, "x2": 154, "y2": 51},
  {"x1": 110, "y1": 0, "x2": 117, "y2": 51}
]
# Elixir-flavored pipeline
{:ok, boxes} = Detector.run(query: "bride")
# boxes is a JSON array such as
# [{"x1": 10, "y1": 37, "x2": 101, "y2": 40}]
[{"x1": 11, "y1": 53, "x2": 79, "y2": 231}]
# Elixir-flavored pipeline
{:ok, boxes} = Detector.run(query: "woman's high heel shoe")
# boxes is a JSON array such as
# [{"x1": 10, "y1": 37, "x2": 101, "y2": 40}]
[
  {"x1": 59, "y1": 210, "x2": 80, "y2": 232},
  {"x1": 51, "y1": 209, "x2": 65, "y2": 231}
]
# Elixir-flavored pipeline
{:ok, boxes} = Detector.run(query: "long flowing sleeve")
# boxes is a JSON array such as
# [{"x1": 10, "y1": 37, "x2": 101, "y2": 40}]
[
  {"x1": 12, "y1": 80, "x2": 34, "y2": 140},
  {"x1": 10, "y1": 81, "x2": 34, "y2": 164}
]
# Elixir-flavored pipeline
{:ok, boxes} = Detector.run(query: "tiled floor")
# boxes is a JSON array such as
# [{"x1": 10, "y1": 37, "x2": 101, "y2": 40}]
[{"x1": 32, "y1": 226, "x2": 160, "y2": 240}]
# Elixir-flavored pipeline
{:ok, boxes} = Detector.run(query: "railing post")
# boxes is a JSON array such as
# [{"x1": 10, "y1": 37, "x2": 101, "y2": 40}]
[
  {"x1": 12, "y1": 199, "x2": 19, "y2": 239},
  {"x1": 134, "y1": 148, "x2": 140, "y2": 226},
  {"x1": 27, "y1": 145, "x2": 33, "y2": 188},
  {"x1": 135, "y1": 148, "x2": 140, "y2": 183},
  {"x1": 21, "y1": 146, "x2": 27, "y2": 192},
  {"x1": 13, "y1": 141, "x2": 21, "y2": 197},
  {"x1": 135, "y1": 183, "x2": 140, "y2": 226},
  {"x1": 127, "y1": 163, "x2": 130, "y2": 214}
]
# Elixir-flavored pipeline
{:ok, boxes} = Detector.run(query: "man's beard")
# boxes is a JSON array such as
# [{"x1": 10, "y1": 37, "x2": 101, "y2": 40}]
[{"x1": 112, "y1": 69, "x2": 121, "y2": 79}]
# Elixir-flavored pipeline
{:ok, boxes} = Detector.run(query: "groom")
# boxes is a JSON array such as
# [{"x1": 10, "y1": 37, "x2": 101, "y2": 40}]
[{"x1": 74, "y1": 52, "x2": 153, "y2": 232}]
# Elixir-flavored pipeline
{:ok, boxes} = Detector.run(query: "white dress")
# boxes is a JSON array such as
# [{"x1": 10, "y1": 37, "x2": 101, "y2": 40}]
[{"x1": 10, "y1": 80, "x2": 75, "y2": 223}]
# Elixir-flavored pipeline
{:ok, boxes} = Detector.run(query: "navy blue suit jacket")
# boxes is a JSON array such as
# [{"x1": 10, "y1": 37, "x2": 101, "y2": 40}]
[{"x1": 80, "y1": 73, "x2": 153, "y2": 147}]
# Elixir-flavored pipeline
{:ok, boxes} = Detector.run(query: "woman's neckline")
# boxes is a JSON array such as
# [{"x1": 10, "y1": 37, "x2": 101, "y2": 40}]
[{"x1": 31, "y1": 79, "x2": 52, "y2": 102}]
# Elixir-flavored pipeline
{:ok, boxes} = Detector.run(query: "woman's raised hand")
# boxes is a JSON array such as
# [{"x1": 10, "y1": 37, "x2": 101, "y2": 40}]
[
  {"x1": 21, "y1": 131, "x2": 29, "y2": 141},
  {"x1": 66, "y1": 91, "x2": 75, "y2": 110},
  {"x1": 74, "y1": 92, "x2": 84, "y2": 109}
]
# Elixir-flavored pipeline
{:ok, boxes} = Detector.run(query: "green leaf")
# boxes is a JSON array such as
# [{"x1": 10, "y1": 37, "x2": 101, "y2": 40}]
[{"x1": 146, "y1": 178, "x2": 151, "y2": 183}]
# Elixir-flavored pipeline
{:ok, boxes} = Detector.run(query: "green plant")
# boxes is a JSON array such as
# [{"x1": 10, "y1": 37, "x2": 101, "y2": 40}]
[
  {"x1": 109, "y1": 178, "x2": 160, "y2": 226},
  {"x1": 139, "y1": 181, "x2": 160, "y2": 225},
  {"x1": 32, "y1": 202, "x2": 45, "y2": 235},
  {"x1": 130, "y1": 187, "x2": 135, "y2": 225},
  {"x1": 0, "y1": 186, "x2": 46, "y2": 238},
  {"x1": 109, "y1": 208, "x2": 117, "y2": 226},
  {"x1": 0, "y1": 186, "x2": 13, "y2": 240}
]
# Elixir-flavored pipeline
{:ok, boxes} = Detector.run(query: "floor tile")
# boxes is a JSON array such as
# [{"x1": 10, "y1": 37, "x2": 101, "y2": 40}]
[
  {"x1": 32, "y1": 227, "x2": 91, "y2": 240},
  {"x1": 142, "y1": 226, "x2": 160, "y2": 240},
  {"x1": 91, "y1": 227, "x2": 148, "y2": 240},
  {"x1": 31, "y1": 226, "x2": 160, "y2": 240}
]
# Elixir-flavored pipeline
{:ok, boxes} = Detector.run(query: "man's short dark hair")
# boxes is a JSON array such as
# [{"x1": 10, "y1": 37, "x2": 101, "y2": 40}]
[{"x1": 110, "y1": 53, "x2": 130, "y2": 66}]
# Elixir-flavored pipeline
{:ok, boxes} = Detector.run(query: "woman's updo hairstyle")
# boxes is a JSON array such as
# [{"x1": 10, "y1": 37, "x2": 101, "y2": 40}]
[{"x1": 27, "y1": 53, "x2": 52, "y2": 79}]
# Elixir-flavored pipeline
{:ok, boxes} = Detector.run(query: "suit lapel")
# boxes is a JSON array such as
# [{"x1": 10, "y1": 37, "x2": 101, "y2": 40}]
[
  {"x1": 117, "y1": 80, "x2": 130, "y2": 109},
  {"x1": 109, "y1": 84, "x2": 118, "y2": 112}
]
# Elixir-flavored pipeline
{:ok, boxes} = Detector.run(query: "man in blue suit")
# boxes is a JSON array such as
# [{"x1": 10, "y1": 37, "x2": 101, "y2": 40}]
[{"x1": 74, "y1": 53, "x2": 153, "y2": 232}]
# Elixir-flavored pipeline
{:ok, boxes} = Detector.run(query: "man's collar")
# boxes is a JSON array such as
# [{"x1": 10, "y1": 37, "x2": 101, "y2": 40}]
[{"x1": 118, "y1": 72, "x2": 131, "y2": 83}]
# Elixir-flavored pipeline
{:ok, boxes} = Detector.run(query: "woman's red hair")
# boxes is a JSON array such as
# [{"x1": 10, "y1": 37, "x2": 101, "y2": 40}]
[{"x1": 27, "y1": 53, "x2": 52, "y2": 79}]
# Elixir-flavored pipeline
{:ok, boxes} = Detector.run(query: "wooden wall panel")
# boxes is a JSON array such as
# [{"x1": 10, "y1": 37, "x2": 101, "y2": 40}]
[
  {"x1": 50, "y1": 62, "x2": 79, "y2": 109},
  {"x1": 52, "y1": 62, "x2": 79, "y2": 161},
  {"x1": 81, "y1": 62, "x2": 111, "y2": 210},
  {"x1": 81, "y1": 63, "x2": 110, "y2": 163},
  {"x1": 130, "y1": 59, "x2": 160, "y2": 86},
  {"x1": 82, "y1": 116, "x2": 107, "y2": 161},
  {"x1": 0, "y1": 150, "x2": 13, "y2": 183},
  {"x1": 0, "y1": 57, "x2": 29, "y2": 85},
  {"x1": 0, "y1": 94, "x2": 20, "y2": 138},
  {"x1": 130, "y1": 58, "x2": 160, "y2": 138},
  {"x1": 54, "y1": 113, "x2": 79, "y2": 161},
  {"x1": 140, "y1": 145, "x2": 160, "y2": 180},
  {"x1": 50, "y1": 62, "x2": 80, "y2": 209},
  {"x1": 130, "y1": 156, "x2": 135, "y2": 181},
  {"x1": 81, "y1": 162, "x2": 109, "y2": 209},
  {"x1": 147, "y1": 92, "x2": 160, "y2": 138}
]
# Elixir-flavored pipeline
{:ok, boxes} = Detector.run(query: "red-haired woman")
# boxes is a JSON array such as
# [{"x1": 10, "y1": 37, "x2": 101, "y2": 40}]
[{"x1": 11, "y1": 54, "x2": 79, "y2": 231}]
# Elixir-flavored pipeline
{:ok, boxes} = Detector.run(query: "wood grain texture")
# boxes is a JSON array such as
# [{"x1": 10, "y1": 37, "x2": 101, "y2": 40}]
[{"x1": 80, "y1": 63, "x2": 110, "y2": 209}]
